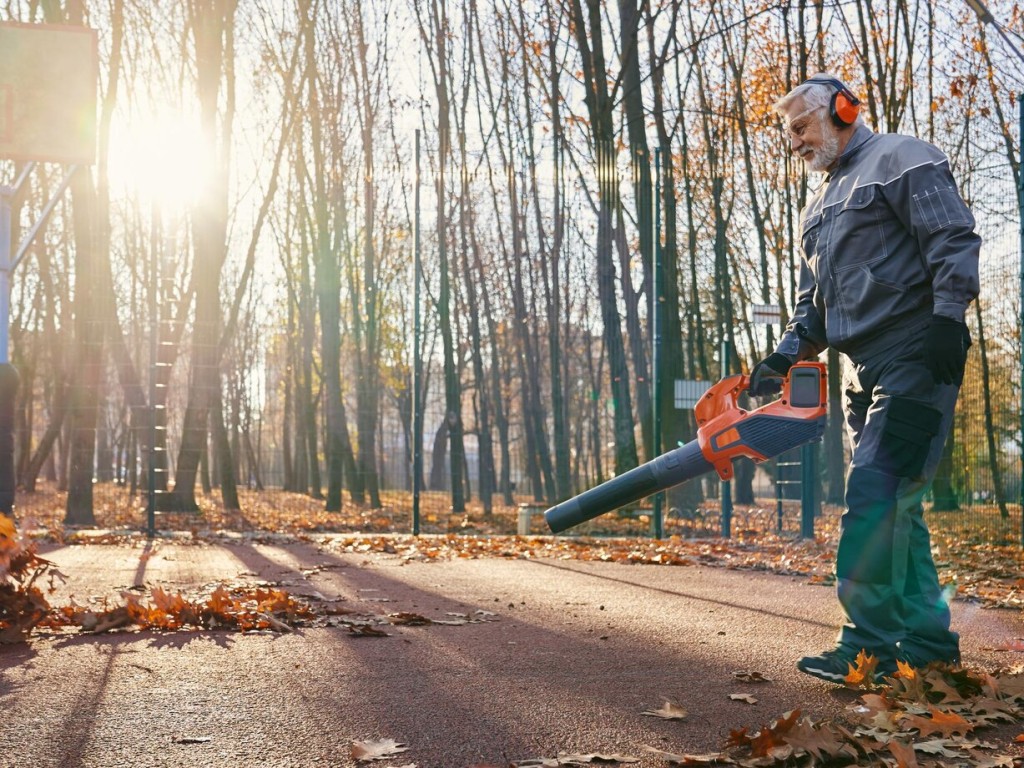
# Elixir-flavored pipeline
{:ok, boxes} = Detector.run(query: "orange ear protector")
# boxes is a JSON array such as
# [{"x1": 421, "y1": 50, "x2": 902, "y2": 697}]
[{"x1": 804, "y1": 76, "x2": 861, "y2": 127}]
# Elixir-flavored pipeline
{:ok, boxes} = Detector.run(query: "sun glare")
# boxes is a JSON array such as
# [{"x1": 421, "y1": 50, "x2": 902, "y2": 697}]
[{"x1": 107, "y1": 112, "x2": 214, "y2": 211}]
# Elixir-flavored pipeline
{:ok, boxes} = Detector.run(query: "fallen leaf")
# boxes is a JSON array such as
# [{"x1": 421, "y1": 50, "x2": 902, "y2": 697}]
[
  {"x1": 729, "y1": 693, "x2": 757, "y2": 704},
  {"x1": 258, "y1": 611, "x2": 292, "y2": 633},
  {"x1": 988, "y1": 640, "x2": 1024, "y2": 652},
  {"x1": 749, "y1": 710, "x2": 800, "y2": 758},
  {"x1": 640, "y1": 701, "x2": 688, "y2": 720},
  {"x1": 843, "y1": 649, "x2": 879, "y2": 688},
  {"x1": 887, "y1": 738, "x2": 919, "y2": 768},
  {"x1": 900, "y1": 706, "x2": 974, "y2": 738},
  {"x1": 555, "y1": 753, "x2": 639, "y2": 765},
  {"x1": 388, "y1": 612, "x2": 433, "y2": 626},
  {"x1": 781, "y1": 716, "x2": 846, "y2": 760},
  {"x1": 347, "y1": 624, "x2": 390, "y2": 637},
  {"x1": 859, "y1": 692, "x2": 892, "y2": 712},
  {"x1": 351, "y1": 739, "x2": 409, "y2": 762},
  {"x1": 971, "y1": 757, "x2": 1015, "y2": 768},
  {"x1": 639, "y1": 746, "x2": 733, "y2": 765},
  {"x1": 732, "y1": 670, "x2": 771, "y2": 683},
  {"x1": 726, "y1": 727, "x2": 749, "y2": 747},
  {"x1": 924, "y1": 674, "x2": 965, "y2": 704},
  {"x1": 913, "y1": 739, "x2": 962, "y2": 757}
]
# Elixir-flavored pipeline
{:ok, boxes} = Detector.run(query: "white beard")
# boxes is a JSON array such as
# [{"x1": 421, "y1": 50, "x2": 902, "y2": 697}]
[{"x1": 804, "y1": 122, "x2": 841, "y2": 173}]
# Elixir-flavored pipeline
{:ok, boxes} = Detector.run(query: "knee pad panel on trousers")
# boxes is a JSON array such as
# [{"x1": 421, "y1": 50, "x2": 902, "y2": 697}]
[
  {"x1": 837, "y1": 467, "x2": 901, "y2": 583},
  {"x1": 876, "y1": 397, "x2": 942, "y2": 478}
]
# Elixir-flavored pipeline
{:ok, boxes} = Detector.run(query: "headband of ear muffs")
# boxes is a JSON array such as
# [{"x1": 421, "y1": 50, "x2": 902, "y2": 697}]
[{"x1": 802, "y1": 76, "x2": 861, "y2": 127}]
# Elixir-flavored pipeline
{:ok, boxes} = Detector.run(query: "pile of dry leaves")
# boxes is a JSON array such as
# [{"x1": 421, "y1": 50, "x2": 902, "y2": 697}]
[
  {"x1": 345, "y1": 660, "x2": 1024, "y2": 766},
  {"x1": 644, "y1": 656, "x2": 1024, "y2": 767},
  {"x1": 0, "y1": 515, "x2": 60, "y2": 642}
]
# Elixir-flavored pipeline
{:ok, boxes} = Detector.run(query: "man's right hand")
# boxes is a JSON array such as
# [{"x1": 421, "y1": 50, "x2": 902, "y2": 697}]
[{"x1": 748, "y1": 353, "x2": 793, "y2": 397}]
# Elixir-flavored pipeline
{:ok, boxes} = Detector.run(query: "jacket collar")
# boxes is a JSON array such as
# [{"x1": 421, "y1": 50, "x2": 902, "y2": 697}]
[{"x1": 828, "y1": 124, "x2": 874, "y2": 177}]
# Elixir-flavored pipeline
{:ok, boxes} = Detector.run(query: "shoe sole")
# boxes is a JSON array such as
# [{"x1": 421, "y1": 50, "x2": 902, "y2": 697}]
[
  {"x1": 798, "y1": 662, "x2": 896, "y2": 684},
  {"x1": 796, "y1": 663, "x2": 848, "y2": 683}
]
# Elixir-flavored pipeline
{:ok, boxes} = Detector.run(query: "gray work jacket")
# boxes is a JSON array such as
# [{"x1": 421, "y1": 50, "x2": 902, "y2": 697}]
[{"x1": 776, "y1": 124, "x2": 981, "y2": 365}]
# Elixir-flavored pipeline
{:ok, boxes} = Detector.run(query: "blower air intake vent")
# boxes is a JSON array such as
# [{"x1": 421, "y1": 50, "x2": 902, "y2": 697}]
[{"x1": 736, "y1": 415, "x2": 825, "y2": 458}]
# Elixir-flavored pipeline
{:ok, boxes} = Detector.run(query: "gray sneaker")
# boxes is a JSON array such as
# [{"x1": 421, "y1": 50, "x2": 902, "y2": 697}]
[{"x1": 797, "y1": 648, "x2": 896, "y2": 684}]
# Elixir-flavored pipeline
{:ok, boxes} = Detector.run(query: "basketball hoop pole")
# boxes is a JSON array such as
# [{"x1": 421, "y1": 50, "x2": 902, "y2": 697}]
[
  {"x1": 0, "y1": 163, "x2": 77, "y2": 517},
  {"x1": 0, "y1": 177, "x2": 20, "y2": 517},
  {"x1": 0, "y1": 182, "x2": 11, "y2": 362}
]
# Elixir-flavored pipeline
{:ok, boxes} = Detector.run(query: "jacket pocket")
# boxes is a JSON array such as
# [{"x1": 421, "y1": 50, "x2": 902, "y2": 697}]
[
  {"x1": 832, "y1": 185, "x2": 880, "y2": 243},
  {"x1": 876, "y1": 397, "x2": 942, "y2": 478},
  {"x1": 839, "y1": 184, "x2": 877, "y2": 212},
  {"x1": 801, "y1": 212, "x2": 823, "y2": 264},
  {"x1": 912, "y1": 184, "x2": 972, "y2": 233},
  {"x1": 835, "y1": 261, "x2": 907, "y2": 308}
]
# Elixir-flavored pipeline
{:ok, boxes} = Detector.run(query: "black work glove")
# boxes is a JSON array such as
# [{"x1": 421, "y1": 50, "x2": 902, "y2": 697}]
[
  {"x1": 923, "y1": 315, "x2": 971, "y2": 385},
  {"x1": 747, "y1": 352, "x2": 793, "y2": 397}
]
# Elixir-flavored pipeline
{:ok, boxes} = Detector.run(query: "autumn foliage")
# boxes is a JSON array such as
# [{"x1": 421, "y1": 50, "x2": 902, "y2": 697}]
[{"x1": 0, "y1": 515, "x2": 59, "y2": 643}]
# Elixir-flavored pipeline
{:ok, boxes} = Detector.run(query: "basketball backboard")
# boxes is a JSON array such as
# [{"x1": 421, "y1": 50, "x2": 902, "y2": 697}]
[{"x1": 0, "y1": 22, "x2": 97, "y2": 165}]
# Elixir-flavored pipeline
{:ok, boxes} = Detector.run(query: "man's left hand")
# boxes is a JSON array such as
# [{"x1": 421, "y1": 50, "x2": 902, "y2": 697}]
[{"x1": 923, "y1": 316, "x2": 970, "y2": 385}]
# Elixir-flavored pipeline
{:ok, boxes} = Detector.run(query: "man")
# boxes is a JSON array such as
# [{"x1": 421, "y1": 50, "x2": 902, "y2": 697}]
[{"x1": 749, "y1": 74, "x2": 980, "y2": 683}]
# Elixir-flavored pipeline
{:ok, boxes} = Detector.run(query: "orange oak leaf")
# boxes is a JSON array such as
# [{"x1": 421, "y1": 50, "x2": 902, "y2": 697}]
[
  {"x1": 843, "y1": 649, "x2": 879, "y2": 688},
  {"x1": 887, "y1": 739, "x2": 919, "y2": 768},
  {"x1": 727, "y1": 727, "x2": 750, "y2": 747},
  {"x1": 750, "y1": 710, "x2": 800, "y2": 758},
  {"x1": 781, "y1": 716, "x2": 846, "y2": 760},
  {"x1": 900, "y1": 706, "x2": 973, "y2": 738}
]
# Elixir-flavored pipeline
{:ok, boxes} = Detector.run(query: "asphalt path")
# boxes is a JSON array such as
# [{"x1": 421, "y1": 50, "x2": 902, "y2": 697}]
[{"x1": 1, "y1": 537, "x2": 1022, "y2": 767}]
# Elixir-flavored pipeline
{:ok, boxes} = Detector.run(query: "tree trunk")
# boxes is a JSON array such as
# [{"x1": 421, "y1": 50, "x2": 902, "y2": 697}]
[
  {"x1": 646, "y1": 15, "x2": 701, "y2": 514},
  {"x1": 570, "y1": 0, "x2": 638, "y2": 477},
  {"x1": 212, "y1": 389, "x2": 239, "y2": 510},
  {"x1": 974, "y1": 301, "x2": 1009, "y2": 517},
  {"x1": 429, "y1": 418, "x2": 449, "y2": 492},
  {"x1": 169, "y1": 0, "x2": 237, "y2": 512},
  {"x1": 347, "y1": 3, "x2": 382, "y2": 509},
  {"x1": 64, "y1": 169, "x2": 101, "y2": 526},
  {"x1": 619, "y1": 0, "x2": 654, "y2": 461},
  {"x1": 459, "y1": 136, "x2": 494, "y2": 514}
]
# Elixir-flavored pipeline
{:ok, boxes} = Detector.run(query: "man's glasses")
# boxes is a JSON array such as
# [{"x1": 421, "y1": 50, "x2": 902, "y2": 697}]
[{"x1": 784, "y1": 106, "x2": 824, "y2": 139}]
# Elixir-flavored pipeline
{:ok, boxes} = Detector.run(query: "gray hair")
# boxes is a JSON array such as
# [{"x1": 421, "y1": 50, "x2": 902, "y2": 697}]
[{"x1": 774, "y1": 74, "x2": 865, "y2": 127}]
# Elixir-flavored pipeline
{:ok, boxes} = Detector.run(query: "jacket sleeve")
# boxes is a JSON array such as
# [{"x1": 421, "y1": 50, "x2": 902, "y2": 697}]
[
  {"x1": 776, "y1": 258, "x2": 828, "y2": 363},
  {"x1": 879, "y1": 143, "x2": 981, "y2": 323}
]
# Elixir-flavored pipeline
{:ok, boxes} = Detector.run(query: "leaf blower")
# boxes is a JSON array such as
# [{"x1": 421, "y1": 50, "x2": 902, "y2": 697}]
[{"x1": 543, "y1": 361, "x2": 828, "y2": 533}]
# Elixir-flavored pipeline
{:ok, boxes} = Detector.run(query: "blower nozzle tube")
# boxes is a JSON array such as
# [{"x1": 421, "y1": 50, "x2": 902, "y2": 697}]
[{"x1": 544, "y1": 440, "x2": 712, "y2": 533}]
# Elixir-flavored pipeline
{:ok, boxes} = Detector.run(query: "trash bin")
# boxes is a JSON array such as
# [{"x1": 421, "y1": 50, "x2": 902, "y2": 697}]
[{"x1": 517, "y1": 504, "x2": 542, "y2": 535}]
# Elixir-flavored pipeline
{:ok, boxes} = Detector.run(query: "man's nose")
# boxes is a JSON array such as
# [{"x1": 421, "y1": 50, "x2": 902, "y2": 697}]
[{"x1": 789, "y1": 135, "x2": 803, "y2": 153}]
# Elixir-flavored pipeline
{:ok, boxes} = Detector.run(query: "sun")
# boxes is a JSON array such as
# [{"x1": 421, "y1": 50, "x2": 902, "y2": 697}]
[{"x1": 106, "y1": 110, "x2": 215, "y2": 212}]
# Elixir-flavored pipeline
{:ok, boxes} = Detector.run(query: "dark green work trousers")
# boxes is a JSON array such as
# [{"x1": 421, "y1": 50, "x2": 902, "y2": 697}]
[{"x1": 833, "y1": 335, "x2": 962, "y2": 665}]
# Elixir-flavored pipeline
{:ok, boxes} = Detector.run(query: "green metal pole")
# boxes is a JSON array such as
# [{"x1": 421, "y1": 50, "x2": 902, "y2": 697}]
[
  {"x1": 720, "y1": 339, "x2": 732, "y2": 537},
  {"x1": 800, "y1": 442, "x2": 818, "y2": 538},
  {"x1": 0, "y1": 185, "x2": 16, "y2": 519},
  {"x1": 1018, "y1": 98, "x2": 1023, "y2": 547},
  {"x1": 147, "y1": 210, "x2": 157, "y2": 538},
  {"x1": 651, "y1": 148, "x2": 663, "y2": 539},
  {"x1": 413, "y1": 130, "x2": 423, "y2": 536}
]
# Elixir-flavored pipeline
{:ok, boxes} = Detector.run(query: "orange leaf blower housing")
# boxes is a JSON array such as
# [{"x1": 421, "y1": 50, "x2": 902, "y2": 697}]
[{"x1": 544, "y1": 362, "x2": 827, "y2": 533}]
